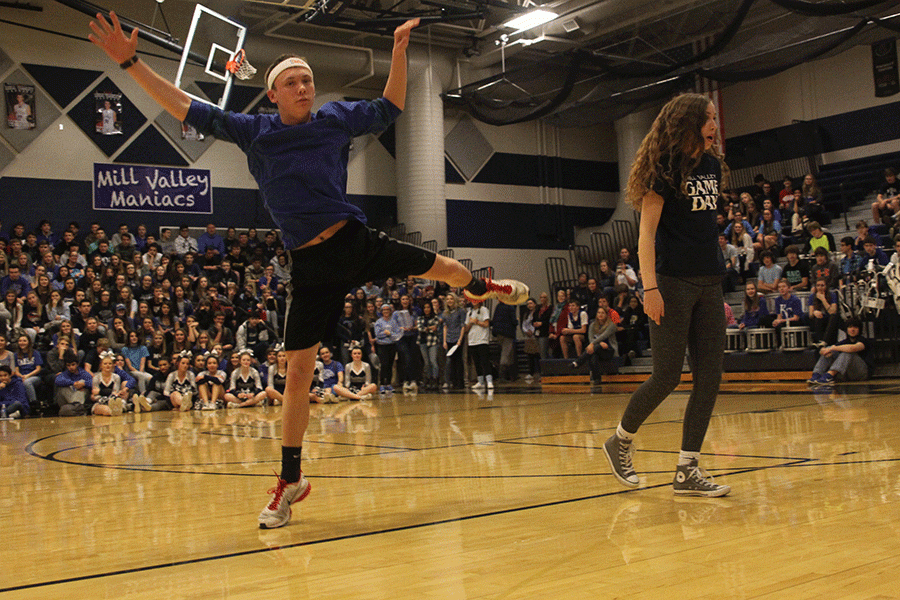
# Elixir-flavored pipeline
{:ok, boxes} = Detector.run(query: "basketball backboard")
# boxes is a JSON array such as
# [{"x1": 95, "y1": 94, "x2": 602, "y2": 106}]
[{"x1": 174, "y1": 4, "x2": 249, "y2": 110}]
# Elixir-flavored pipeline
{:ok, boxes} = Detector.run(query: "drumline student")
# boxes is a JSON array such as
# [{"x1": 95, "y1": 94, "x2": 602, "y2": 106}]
[
  {"x1": 603, "y1": 93, "x2": 731, "y2": 498},
  {"x1": 89, "y1": 12, "x2": 529, "y2": 528}
]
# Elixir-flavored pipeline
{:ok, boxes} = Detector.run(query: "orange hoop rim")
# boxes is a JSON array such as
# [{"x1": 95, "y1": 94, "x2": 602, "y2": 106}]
[{"x1": 225, "y1": 48, "x2": 245, "y2": 74}]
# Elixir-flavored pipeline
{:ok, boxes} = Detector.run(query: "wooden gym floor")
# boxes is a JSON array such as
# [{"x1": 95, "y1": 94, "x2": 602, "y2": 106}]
[{"x1": 3, "y1": 380, "x2": 900, "y2": 599}]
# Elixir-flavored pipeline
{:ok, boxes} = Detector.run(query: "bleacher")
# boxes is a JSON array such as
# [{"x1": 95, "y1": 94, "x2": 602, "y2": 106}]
[{"x1": 538, "y1": 151, "x2": 900, "y2": 389}]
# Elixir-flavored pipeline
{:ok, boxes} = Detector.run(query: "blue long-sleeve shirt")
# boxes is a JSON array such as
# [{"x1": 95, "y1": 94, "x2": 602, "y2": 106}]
[
  {"x1": 373, "y1": 316, "x2": 402, "y2": 345},
  {"x1": 55, "y1": 368, "x2": 93, "y2": 388},
  {"x1": 197, "y1": 232, "x2": 226, "y2": 256},
  {"x1": 185, "y1": 98, "x2": 401, "y2": 250},
  {"x1": 114, "y1": 366, "x2": 136, "y2": 390},
  {"x1": 739, "y1": 300, "x2": 769, "y2": 328},
  {"x1": 0, "y1": 375, "x2": 29, "y2": 414}
]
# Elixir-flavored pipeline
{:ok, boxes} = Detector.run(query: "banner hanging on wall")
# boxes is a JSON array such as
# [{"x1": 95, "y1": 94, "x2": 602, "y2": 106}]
[
  {"x1": 872, "y1": 38, "x2": 899, "y2": 98},
  {"x1": 93, "y1": 163, "x2": 213, "y2": 214}
]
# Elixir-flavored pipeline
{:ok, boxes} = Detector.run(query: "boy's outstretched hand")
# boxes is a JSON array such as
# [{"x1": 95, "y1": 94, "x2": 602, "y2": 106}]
[
  {"x1": 88, "y1": 11, "x2": 138, "y2": 65},
  {"x1": 393, "y1": 18, "x2": 420, "y2": 53}
]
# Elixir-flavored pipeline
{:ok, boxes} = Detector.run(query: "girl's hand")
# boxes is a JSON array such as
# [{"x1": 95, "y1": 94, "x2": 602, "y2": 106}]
[{"x1": 644, "y1": 288, "x2": 664, "y2": 325}]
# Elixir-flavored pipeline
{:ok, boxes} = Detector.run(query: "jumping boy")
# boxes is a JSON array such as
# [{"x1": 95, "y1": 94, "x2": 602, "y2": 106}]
[{"x1": 89, "y1": 12, "x2": 527, "y2": 529}]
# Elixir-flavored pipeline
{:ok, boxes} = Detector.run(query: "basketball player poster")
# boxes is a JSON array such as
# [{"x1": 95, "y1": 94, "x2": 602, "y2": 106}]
[
  {"x1": 95, "y1": 92, "x2": 123, "y2": 135},
  {"x1": 5, "y1": 83, "x2": 36, "y2": 130},
  {"x1": 181, "y1": 122, "x2": 204, "y2": 141}
]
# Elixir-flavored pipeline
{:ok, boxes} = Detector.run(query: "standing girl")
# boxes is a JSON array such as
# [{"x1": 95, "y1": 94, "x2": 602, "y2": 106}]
[
  {"x1": 603, "y1": 93, "x2": 730, "y2": 497},
  {"x1": 465, "y1": 299, "x2": 492, "y2": 390}
]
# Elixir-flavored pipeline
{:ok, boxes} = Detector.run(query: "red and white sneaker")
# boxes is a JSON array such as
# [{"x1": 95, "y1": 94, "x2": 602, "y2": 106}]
[
  {"x1": 258, "y1": 473, "x2": 312, "y2": 529},
  {"x1": 463, "y1": 279, "x2": 529, "y2": 305}
]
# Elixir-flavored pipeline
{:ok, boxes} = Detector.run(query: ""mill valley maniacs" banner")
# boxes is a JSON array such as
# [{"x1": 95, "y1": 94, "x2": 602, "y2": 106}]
[{"x1": 93, "y1": 163, "x2": 212, "y2": 214}]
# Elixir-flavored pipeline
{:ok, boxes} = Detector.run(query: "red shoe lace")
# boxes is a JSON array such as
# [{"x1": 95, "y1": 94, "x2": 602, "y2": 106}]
[
  {"x1": 485, "y1": 279, "x2": 512, "y2": 295},
  {"x1": 266, "y1": 477, "x2": 289, "y2": 510}
]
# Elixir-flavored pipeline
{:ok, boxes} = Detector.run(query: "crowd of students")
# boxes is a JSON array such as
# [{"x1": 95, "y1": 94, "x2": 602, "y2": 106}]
[{"x1": 0, "y1": 218, "x2": 303, "y2": 418}]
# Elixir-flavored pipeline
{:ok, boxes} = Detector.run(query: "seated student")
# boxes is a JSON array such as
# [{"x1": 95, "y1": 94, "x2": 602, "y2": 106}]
[
  {"x1": 225, "y1": 350, "x2": 266, "y2": 408},
  {"x1": 265, "y1": 348, "x2": 289, "y2": 406},
  {"x1": 838, "y1": 236, "x2": 864, "y2": 283},
  {"x1": 778, "y1": 175, "x2": 795, "y2": 213},
  {"x1": 755, "y1": 250, "x2": 783, "y2": 294},
  {"x1": 871, "y1": 168, "x2": 899, "y2": 226},
  {"x1": 754, "y1": 208, "x2": 782, "y2": 256},
  {"x1": 111, "y1": 353, "x2": 145, "y2": 412},
  {"x1": 54, "y1": 351, "x2": 92, "y2": 417},
  {"x1": 571, "y1": 306, "x2": 618, "y2": 376},
  {"x1": 235, "y1": 311, "x2": 272, "y2": 362},
  {"x1": 195, "y1": 354, "x2": 227, "y2": 410},
  {"x1": 802, "y1": 221, "x2": 836, "y2": 254},
  {"x1": 730, "y1": 221, "x2": 756, "y2": 281},
  {"x1": 315, "y1": 345, "x2": 347, "y2": 403},
  {"x1": 121, "y1": 330, "x2": 152, "y2": 394},
  {"x1": 738, "y1": 281, "x2": 770, "y2": 330},
  {"x1": 807, "y1": 318, "x2": 873, "y2": 384},
  {"x1": 761, "y1": 198, "x2": 782, "y2": 225},
  {"x1": 789, "y1": 188, "x2": 807, "y2": 238},
  {"x1": 614, "y1": 258, "x2": 638, "y2": 291},
  {"x1": 145, "y1": 356, "x2": 172, "y2": 411},
  {"x1": 165, "y1": 354, "x2": 198, "y2": 411},
  {"x1": 90, "y1": 354, "x2": 127, "y2": 416},
  {"x1": 719, "y1": 233, "x2": 741, "y2": 293},
  {"x1": 617, "y1": 295, "x2": 647, "y2": 361},
  {"x1": 891, "y1": 235, "x2": 900, "y2": 268},
  {"x1": 860, "y1": 235, "x2": 890, "y2": 268},
  {"x1": 0, "y1": 364, "x2": 29, "y2": 419},
  {"x1": 723, "y1": 210, "x2": 756, "y2": 239},
  {"x1": 12, "y1": 333, "x2": 42, "y2": 411},
  {"x1": 334, "y1": 346, "x2": 377, "y2": 401},
  {"x1": 559, "y1": 300, "x2": 588, "y2": 359},
  {"x1": 771, "y1": 279, "x2": 804, "y2": 343},
  {"x1": 723, "y1": 301, "x2": 737, "y2": 328},
  {"x1": 782, "y1": 245, "x2": 810, "y2": 292},
  {"x1": 808, "y1": 278, "x2": 840, "y2": 347},
  {"x1": 810, "y1": 246, "x2": 840, "y2": 290},
  {"x1": 852, "y1": 220, "x2": 875, "y2": 253}
]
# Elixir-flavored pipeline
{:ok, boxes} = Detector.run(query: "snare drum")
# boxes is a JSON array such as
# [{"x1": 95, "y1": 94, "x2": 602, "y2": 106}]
[
  {"x1": 781, "y1": 326, "x2": 810, "y2": 352},
  {"x1": 747, "y1": 327, "x2": 776, "y2": 353},
  {"x1": 724, "y1": 329, "x2": 745, "y2": 353},
  {"x1": 764, "y1": 293, "x2": 778, "y2": 314},
  {"x1": 796, "y1": 291, "x2": 812, "y2": 313}
]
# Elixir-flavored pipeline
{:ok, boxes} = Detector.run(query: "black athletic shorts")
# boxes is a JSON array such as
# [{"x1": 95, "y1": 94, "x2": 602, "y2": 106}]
[{"x1": 284, "y1": 219, "x2": 437, "y2": 351}]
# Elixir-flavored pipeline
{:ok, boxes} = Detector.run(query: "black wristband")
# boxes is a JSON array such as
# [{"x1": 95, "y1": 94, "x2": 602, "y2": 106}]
[{"x1": 119, "y1": 55, "x2": 139, "y2": 70}]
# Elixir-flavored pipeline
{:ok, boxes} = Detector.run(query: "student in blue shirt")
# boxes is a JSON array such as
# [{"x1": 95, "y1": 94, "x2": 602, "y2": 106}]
[{"x1": 90, "y1": 12, "x2": 528, "y2": 529}]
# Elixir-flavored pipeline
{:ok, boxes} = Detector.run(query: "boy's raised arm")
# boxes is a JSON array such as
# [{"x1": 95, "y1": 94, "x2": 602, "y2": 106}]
[
  {"x1": 89, "y1": 11, "x2": 192, "y2": 122},
  {"x1": 382, "y1": 18, "x2": 420, "y2": 111}
]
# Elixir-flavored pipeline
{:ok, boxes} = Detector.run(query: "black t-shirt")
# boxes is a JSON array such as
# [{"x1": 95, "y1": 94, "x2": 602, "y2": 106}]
[
  {"x1": 880, "y1": 180, "x2": 898, "y2": 199},
  {"x1": 844, "y1": 334, "x2": 874, "y2": 373},
  {"x1": 651, "y1": 153, "x2": 725, "y2": 276},
  {"x1": 783, "y1": 260, "x2": 810, "y2": 287}
]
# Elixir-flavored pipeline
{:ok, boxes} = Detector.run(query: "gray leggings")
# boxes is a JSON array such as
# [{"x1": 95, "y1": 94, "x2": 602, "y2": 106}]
[{"x1": 620, "y1": 274, "x2": 726, "y2": 453}]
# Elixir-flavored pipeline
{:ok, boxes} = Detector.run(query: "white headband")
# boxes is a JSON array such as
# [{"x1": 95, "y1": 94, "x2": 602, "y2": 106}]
[{"x1": 267, "y1": 57, "x2": 312, "y2": 90}]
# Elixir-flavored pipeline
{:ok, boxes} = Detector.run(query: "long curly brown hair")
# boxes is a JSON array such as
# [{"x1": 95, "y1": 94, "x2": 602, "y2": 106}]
[{"x1": 625, "y1": 93, "x2": 728, "y2": 211}]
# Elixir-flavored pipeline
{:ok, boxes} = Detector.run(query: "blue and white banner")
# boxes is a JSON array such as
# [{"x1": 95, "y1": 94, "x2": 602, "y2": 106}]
[{"x1": 93, "y1": 163, "x2": 213, "y2": 214}]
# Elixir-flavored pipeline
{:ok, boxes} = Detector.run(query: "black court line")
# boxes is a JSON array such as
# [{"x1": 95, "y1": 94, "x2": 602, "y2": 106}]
[{"x1": 0, "y1": 460, "x2": 798, "y2": 595}]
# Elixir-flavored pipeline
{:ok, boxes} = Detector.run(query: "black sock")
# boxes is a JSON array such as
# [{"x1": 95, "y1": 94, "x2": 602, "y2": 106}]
[
  {"x1": 281, "y1": 446, "x2": 302, "y2": 483},
  {"x1": 464, "y1": 276, "x2": 487, "y2": 296}
]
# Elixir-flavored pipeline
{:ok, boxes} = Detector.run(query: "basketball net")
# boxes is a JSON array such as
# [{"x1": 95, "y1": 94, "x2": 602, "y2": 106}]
[{"x1": 226, "y1": 49, "x2": 257, "y2": 81}]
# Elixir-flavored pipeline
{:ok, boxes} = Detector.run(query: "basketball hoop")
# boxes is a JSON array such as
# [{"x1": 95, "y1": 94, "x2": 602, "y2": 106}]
[{"x1": 226, "y1": 48, "x2": 257, "y2": 81}]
